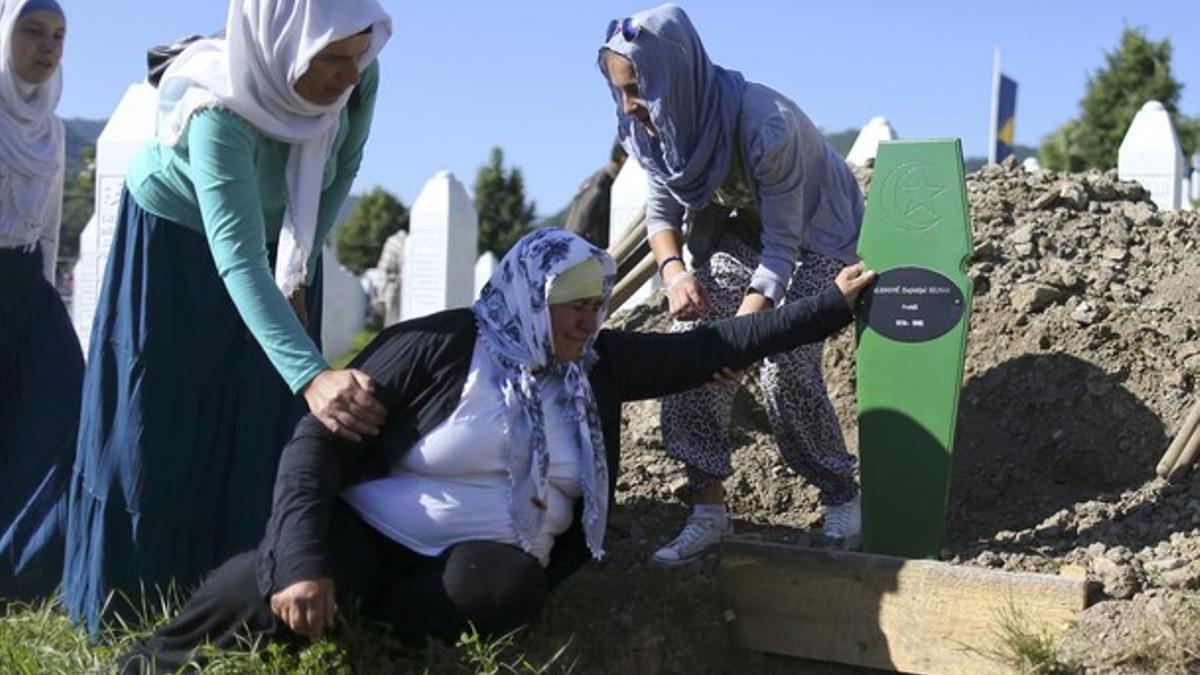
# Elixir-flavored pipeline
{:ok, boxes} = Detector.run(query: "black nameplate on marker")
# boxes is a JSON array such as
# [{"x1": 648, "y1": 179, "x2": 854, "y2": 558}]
[{"x1": 860, "y1": 266, "x2": 964, "y2": 343}]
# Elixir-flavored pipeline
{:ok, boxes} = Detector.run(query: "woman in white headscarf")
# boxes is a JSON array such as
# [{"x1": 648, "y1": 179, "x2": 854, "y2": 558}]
[
  {"x1": 600, "y1": 5, "x2": 868, "y2": 565},
  {"x1": 62, "y1": 0, "x2": 392, "y2": 635},
  {"x1": 0, "y1": 0, "x2": 79, "y2": 603},
  {"x1": 118, "y1": 229, "x2": 875, "y2": 673}
]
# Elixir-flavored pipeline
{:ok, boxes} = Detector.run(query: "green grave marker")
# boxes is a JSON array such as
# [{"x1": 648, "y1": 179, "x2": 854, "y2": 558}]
[{"x1": 856, "y1": 140, "x2": 973, "y2": 559}]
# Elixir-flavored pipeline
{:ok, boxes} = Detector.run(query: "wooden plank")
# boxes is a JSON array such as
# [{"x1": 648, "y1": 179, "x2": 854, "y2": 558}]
[
  {"x1": 720, "y1": 538, "x2": 1088, "y2": 675},
  {"x1": 607, "y1": 206, "x2": 646, "y2": 268},
  {"x1": 609, "y1": 251, "x2": 655, "y2": 312}
]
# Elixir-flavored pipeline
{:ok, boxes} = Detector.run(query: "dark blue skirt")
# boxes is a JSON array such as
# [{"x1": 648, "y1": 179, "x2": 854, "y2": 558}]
[
  {"x1": 0, "y1": 245, "x2": 83, "y2": 603},
  {"x1": 63, "y1": 191, "x2": 322, "y2": 634}
]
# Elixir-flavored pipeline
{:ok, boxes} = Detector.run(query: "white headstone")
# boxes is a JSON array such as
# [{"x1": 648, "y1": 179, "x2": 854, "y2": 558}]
[
  {"x1": 1021, "y1": 157, "x2": 1042, "y2": 172},
  {"x1": 72, "y1": 83, "x2": 159, "y2": 351},
  {"x1": 1192, "y1": 153, "x2": 1200, "y2": 203},
  {"x1": 70, "y1": 212, "x2": 99, "y2": 338},
  {"x1": 400, "y1": 171, "x2": 478, "y2": 320},
  {"x1": 846, "y1": 116, "x2": 898, "y2": 167},
  {"x1": 609, "y1": 160, "x2": 659, "y2": 307},
  {"x1": 1117, "y1": 100, "x2": 1185, "y2": 210},
  {"x1": 320, "y1": 245, "x2": 367, "y2": 361},
  {"x1": 376, "y1": 229, "x2": 407, "y2": 326},
  {"x1": 361, "y1": 267, "x2": 384, "y2": 306},
  {"x1": 474, "y1": 251, "x2": 497, "y2": 298}
]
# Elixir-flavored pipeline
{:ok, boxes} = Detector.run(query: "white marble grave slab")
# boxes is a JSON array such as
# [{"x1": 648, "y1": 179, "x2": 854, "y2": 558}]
[
  {"x1": 376, "y1": 229, "x2": 407, "y2": 326},
  {"x1": 320, "y1": 245, "x2": 367, "y2": 361},
  {"x1": 1192, "y1": 154, "x2": 1200, "y2": 203},
  {"x1": 474, "y1": 251, "x2": 497, "y2": 298},
  {"x1": 846, "y1": 116, "x2": 898, "y2": 167},
  {"x1": 400, "y1": 171, "x2": 478, "y2": 320},
  {"x1": 1118, "y1": 100, "x2": 1185, "y2": 210}
]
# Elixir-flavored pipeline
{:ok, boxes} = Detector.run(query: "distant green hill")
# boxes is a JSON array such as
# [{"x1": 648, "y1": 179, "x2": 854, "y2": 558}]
[
  {"x1": 63, "y1": 117, "x2": 105, "y2": 177},
  {"x1": 538, "y1": 206, "x2": 569, "y2": 229},
  {"x1": 963, "y1": 144, "x2": 1038, "y2": 172},
  {"x1": 824, "y1": 128, "x2": 859, "y2": 158}
]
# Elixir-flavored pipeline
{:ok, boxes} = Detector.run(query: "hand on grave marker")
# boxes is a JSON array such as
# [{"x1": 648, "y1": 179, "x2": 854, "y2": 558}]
[
  {"x1": 303, "y1": 369, "x2": 387, "y2": 442},
  {"x1": 834, "y1": 263, "x2": 877, "y2": 312}
]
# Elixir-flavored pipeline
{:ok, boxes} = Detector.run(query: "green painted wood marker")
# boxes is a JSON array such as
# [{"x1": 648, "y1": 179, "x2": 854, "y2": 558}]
[{"x1": 856, "y1": 140, "x2": 973, "y2": 559}]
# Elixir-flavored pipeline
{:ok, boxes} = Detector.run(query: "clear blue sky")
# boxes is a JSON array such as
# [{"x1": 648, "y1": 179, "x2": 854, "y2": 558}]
[{"x1": 55, "y1": 1, "x2": 1199, "y2": 216}]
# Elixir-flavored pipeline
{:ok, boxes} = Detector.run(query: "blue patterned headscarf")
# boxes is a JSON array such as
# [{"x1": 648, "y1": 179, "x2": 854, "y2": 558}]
[
  {"x1": 599, "y1": 4, "x2": 746, "y2": 209},
  {"x1": 473, "y1": 229, "x2": 617, "y2": 560}
]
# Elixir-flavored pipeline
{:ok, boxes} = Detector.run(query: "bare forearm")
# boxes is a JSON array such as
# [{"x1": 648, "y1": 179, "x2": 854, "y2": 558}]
[{"x1": 649, "y1": 228, "x2": 686, "y2": 281}]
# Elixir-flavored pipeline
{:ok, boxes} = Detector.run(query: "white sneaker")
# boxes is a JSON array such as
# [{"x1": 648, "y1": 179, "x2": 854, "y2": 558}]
[
  {"x1": 651, "y1": 513, "x2": 733, "y2": 566},
  {"x1": 822, "y1": 494, "x2": 862, "y2": 549}
]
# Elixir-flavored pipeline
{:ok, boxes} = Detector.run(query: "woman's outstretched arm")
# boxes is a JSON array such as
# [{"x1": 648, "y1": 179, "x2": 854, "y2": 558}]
[{"x1": 599, "y1": 264, "x2": 873, "y2": 402}]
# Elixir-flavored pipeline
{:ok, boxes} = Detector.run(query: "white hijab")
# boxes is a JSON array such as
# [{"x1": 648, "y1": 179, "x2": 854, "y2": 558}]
[
  {"x1": 0, "y1": 0, "x2": 65, "y2": 232},
  {"x1": 156, "y1": 0, "x2": 392, "y2": 294}
]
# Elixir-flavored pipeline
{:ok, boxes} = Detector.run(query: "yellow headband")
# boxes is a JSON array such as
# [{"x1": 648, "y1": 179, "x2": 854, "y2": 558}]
[{"x1": 548, "y1": 257, "x2": 605, "y2": 304}]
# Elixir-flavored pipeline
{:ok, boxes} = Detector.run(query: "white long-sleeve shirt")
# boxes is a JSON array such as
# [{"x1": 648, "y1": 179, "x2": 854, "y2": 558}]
[
  {"x1": 0, "y1": 163, "x2": 65, "y2": 283},
  {"x1": 342, "y1": 341, "x2": 582, "y2": 567}
]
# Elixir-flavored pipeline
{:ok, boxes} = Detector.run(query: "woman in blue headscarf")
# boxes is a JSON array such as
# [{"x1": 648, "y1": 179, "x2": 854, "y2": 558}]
[
  {"x1": 118, "y1": 229, "x2": 874, "y2": 672},
  {"x1": 600, "y1": 4, "x2": 867, "y2": 564},
  {"x1": 0, "y1": 0, "x2": 79, "y2": 602}
]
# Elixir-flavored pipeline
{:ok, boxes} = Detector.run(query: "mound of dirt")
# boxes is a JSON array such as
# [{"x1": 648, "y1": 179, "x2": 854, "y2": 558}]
[{"x1": 599, "y1": 157, "x2": 1200, "y2": 672}]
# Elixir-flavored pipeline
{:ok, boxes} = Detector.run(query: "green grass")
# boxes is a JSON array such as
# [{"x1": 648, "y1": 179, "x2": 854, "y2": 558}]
[
  {"x1": 0, "y1": 556, "x2": 727, "y2": 673},
  {"x1": 0, "y1": 593, "x2": 573, "y2": 675},
  {"x1": 329, "y1": 327, "x2": 381, "y2": 369},
  {"x1": 0, "y1": 506, "x2": 738, "y2": 673},
  {"x1": 986, "y1": 603, "x2": 1082, "y2": 675}
]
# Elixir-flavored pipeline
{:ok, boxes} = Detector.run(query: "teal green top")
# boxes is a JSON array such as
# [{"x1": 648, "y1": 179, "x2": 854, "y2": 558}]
[{"x1": 126, "y1": 60, "x2": 380, "y2": 394}]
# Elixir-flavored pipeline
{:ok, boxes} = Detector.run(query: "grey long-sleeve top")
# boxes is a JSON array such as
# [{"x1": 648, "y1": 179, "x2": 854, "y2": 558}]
[{"x1": 645, "y1": 82, "x2": 865, "y2": 303}]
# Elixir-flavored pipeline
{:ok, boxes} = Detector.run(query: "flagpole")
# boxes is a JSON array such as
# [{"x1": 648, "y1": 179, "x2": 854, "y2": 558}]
[{"x1": 988, "y1": 46, "x2": 1000, "y2": 165}]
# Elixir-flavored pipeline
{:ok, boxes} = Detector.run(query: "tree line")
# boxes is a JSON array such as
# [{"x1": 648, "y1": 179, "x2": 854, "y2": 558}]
[{"x1": 333, "y1": 146, "x2": 535, "y2": 274}]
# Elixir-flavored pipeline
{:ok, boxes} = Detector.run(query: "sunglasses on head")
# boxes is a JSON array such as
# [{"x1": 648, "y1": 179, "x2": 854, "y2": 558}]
[{"x1": 605, "y1": 17, "x2": 641, "y2": 42}]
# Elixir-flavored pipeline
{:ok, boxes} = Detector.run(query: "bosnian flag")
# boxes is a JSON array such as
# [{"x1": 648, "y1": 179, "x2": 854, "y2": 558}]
[{"x1": 992, "y1": 74, "x2": 1018, "y2": 163}]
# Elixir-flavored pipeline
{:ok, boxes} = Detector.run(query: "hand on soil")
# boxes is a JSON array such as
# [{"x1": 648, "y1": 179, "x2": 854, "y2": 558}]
[{"x1": 270, "y1": 577, "x2": 336, "y2": 640}]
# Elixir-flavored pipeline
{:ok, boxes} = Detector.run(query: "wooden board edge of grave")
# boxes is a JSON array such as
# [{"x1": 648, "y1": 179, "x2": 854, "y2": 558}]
[
  {"x1": 856, "y1": 139, "x2": 973, "y2": 559},
  {"x1": 718, "y1": 538, "x2": 1089, "y2": 675}
]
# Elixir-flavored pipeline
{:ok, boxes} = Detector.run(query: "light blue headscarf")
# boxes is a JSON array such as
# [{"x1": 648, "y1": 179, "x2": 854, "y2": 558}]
[
  {"x1": 17, "y1": 0, "x2": 61, "y2": 16},
  {"x1": 599, "y1": 4, "x2": 746, "y2": 209},
  {"x1": 472, "y1": 229, "x2": 617, "y2": 560}
]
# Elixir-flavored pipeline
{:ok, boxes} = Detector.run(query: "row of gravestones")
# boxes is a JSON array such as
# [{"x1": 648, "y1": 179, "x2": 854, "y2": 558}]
[
  {"x1": 842, "y1": 102, "x2": 1199, "y2": 211},
  {"x1": 70, "y1": 85, "x2": 1199, "y2": 358}
]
